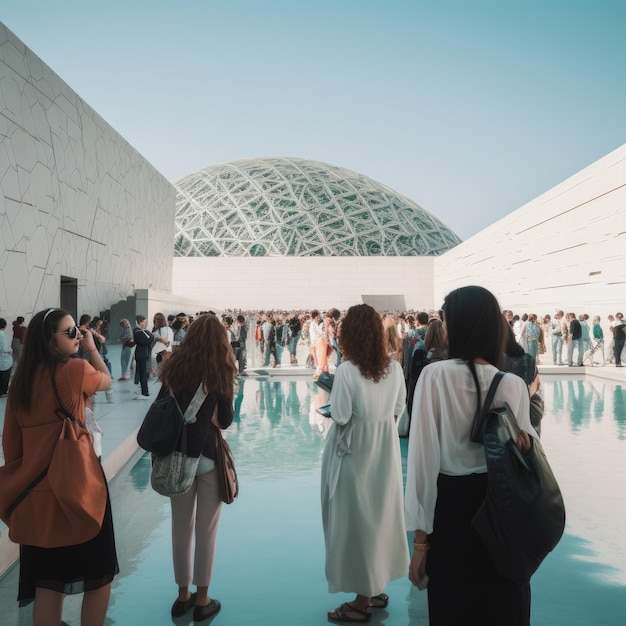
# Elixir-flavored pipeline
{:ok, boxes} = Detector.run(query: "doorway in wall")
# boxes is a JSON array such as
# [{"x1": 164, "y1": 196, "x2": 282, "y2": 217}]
[{"x1": 60, "y1": 276, "x2": 78, "y2": 322}]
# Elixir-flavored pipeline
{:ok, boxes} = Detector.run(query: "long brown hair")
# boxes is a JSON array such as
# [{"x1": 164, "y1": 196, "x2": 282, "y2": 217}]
[
  {"x1": 339, "y1": 304, "x2": 389, "y2": 382},
  {"x1": 10, "y1": 308, "x2": 72, "y2": 411},
  {"x1": 383, "y1": 316, "x2": 402, "y2": 361},
  {"x1": 158, "y1": 314, "x2": 236, "y2": 398}
]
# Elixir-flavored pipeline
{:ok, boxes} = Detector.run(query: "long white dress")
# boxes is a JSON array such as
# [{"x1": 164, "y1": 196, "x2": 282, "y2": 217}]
[{"x1": 321, "y1": 360, "x2": 409, "y2": 596}]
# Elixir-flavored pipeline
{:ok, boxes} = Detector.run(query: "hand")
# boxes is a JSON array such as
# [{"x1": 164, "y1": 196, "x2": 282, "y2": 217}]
[
  {"x1": 408, "y1": 549, "x2": 428, "y2": 588},
  {"x1": 79, "y1": 329, "x2": 97, "y2": 352},
  {"x1": 516, "y1": 429, "x2": 531, "y2": 454}
]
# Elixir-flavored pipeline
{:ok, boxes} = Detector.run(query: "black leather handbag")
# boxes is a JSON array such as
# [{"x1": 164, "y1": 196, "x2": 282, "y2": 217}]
[{"x1": 470, "y1": 372, "x2": 566, "y2": 582}]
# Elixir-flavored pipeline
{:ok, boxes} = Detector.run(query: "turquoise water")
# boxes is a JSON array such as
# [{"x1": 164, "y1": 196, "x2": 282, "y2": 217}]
[{"x1": 2, "y1": 375, "x2": 626, "y2": 624}]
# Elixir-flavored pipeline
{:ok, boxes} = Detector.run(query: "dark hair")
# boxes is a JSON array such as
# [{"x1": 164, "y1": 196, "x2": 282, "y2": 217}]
[
  {"x1": 237, "y1": 315, "x2": 245, "y2": 323},
  {"x1": 442, "y1": 286, "x2": 506, "y2": 419},
  {"x1": 327, "y1": 308, "x2": 341, "y2": 321},
  {"x1": 79, "y1": 314, "x2": 92, "y2": 326},
  {"x1": 339, "y1": 304, "x2": 389, "y2": 382},
  {"x1": 310, "y1": 309, "x2": 320, "y2": 319},
  {"x1": 159, "y1": 313, "x2": 236, "y2": 398},
  {"x1": 417, "y1": 311, "x2": 429, "y2": 325},
  {"x1": 15, "y1": 316, "x2": 24, "y2": 324},
  {"x1": 504, "y1": 322, "x2": 524, "y2": 358},
  {"x1": 443, "y1": 286, "x2": 505, "y2": 365},
  {"x1": 0, "y1": 318, "x2": 6, "y2": 330},
  {"x1": 10, "y1": 308, "x2": 72, "y2": 411}
]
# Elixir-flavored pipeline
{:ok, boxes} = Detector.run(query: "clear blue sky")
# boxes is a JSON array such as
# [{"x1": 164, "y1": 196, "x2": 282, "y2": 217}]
[{"x1": 3, "y1": 0, "x2": 626, "y2": 240}]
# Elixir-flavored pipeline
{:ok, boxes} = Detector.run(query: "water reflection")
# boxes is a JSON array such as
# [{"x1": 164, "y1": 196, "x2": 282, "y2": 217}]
[
  {"x1": 542, "y1": 376, "x2": 626, "y2": 586},
  {"x1": 228, "y1": 378, "x2": 331, "y2": 479}
]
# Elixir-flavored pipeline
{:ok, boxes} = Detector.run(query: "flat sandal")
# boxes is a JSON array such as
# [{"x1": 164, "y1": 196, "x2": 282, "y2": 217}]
[{"x1": 328, "y1": 601, "x2": 372, "y2": 623}]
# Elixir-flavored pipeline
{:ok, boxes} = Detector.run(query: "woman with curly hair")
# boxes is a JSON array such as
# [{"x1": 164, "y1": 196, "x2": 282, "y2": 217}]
[
  {"x1": 157, "y1": 314, "x2": 236, "y2": 621},
  {"x1": 321, "y1": 304, "x2": 408, "y2": 623}
]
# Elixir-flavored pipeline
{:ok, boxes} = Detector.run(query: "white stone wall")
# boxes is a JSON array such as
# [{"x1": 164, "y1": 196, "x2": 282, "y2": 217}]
[
  {"x1": 172, "y1": 256, "x2": 436, "y2": 312},
  {"x1": 0, "y1": 22, "x2": 175, "y2": 321},
  {"x1": 434, "y1": 144, "x2": 626, "y2": 322}
]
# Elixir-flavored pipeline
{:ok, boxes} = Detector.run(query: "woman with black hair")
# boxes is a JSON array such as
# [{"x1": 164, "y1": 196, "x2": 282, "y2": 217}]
[{"x1": 405, "y1": 286, "x2": 538, "y2": 626}]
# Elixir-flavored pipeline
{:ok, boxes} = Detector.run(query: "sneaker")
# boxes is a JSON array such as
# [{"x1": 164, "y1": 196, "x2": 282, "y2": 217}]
[{"x1": 134, "y1": 394, "x2": 150, "y2": 400}]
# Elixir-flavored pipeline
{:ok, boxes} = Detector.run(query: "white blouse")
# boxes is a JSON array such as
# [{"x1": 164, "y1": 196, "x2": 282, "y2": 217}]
[{"x1": 405, "y1": 358, "x2": 535, "y2": 534}]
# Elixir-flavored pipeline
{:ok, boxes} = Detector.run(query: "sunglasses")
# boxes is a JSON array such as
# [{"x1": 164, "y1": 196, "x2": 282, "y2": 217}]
[{"x1": 56, "y1": 325, "x2": 82, "y2": 339}]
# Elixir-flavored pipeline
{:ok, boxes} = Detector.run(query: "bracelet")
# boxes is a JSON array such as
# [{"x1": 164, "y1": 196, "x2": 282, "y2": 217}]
[{"x1": 413, "y1": 542, "x2": 430, "y2": 552}]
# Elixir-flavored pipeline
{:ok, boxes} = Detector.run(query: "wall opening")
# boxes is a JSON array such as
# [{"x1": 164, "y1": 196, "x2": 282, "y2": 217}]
[{"x1": 60, "y1": 276, "x2": 78, "y2": 322}]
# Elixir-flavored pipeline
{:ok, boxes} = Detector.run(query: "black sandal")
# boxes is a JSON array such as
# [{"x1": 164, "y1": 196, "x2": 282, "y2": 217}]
[
  {"x1": 370, "y1": 593, "x2": 389, "y2": 609},
  {"x1": 328, "y1": 602, "x2": 372, "y2": 623}
]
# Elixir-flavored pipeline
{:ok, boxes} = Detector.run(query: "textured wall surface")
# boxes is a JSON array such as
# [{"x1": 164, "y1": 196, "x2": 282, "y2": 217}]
[
  {"x1": 172, "y1": 255, "x2": 436, "y2": 312},
  {"x1": 173, "y1": 145, "x2": 626, "y2": 314},
  {"x1": 434, "y1": 144, "x2": 626, "y2": 320},
  {"x1": 0, "y1": 22, "x2": 175, "y2": 320}
]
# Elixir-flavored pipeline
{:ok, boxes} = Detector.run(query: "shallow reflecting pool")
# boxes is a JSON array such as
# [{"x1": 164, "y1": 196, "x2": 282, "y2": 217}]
[{"x1": 2, "y1": 375, "x2": 626, "y2": 625}]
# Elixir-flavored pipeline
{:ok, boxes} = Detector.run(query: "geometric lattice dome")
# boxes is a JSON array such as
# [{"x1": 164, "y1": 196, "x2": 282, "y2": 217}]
[{"x1": 173, "y1": 157, "x2": 462, "y2": 257}]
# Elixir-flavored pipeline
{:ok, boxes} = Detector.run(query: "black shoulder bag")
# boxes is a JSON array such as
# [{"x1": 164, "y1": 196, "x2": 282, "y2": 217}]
[{"x1": 470, "y1": 371, "x2": 566, "y2": 582}]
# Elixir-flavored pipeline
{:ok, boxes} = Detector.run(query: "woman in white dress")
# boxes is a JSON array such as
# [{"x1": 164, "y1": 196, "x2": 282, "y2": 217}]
[
  {"x1": 321, "y1": 304, "x2": 409, "y2": 623},
  {"x1": 405, "y1": 286, "x2": 538, "y2": 625}
]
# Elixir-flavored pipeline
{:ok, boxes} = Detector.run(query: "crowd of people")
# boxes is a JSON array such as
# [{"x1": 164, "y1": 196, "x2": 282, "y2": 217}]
[{"x1": 1, "y1": 300, "x2": 624, "y2": 625}]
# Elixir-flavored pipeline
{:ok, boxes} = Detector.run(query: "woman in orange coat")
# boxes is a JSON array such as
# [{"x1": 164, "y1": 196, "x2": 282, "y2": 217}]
[{"x1": 2, "y1": 308, "x2": 115, "y2": 626}]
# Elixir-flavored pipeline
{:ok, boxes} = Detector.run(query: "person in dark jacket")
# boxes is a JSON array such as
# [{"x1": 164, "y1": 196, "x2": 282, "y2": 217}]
[
  {"x1": 133, "y1": 315, "x2": 154, "y2": 398},
  {"x1": 565, "y1": 312, "x2": 583, "y2": 367}
]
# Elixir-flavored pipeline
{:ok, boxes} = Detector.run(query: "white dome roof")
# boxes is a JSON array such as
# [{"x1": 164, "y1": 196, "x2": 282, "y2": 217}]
[{"x1": 173, "y1": 157, "x2": 461, "y2": 257}]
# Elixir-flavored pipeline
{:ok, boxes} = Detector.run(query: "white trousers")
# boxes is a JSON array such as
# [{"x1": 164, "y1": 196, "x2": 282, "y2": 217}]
[{"x1": 170, "y1": 468, "x2": 222, "y2": 587}]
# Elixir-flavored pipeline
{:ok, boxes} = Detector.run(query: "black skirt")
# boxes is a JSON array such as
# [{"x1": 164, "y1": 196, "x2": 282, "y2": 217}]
[
  {"x1": 18, "y1": 485, "x2": 119, "y2": 606},
  {"x1": 426, "y1": 473, "x2": 531, "y2": 626}
]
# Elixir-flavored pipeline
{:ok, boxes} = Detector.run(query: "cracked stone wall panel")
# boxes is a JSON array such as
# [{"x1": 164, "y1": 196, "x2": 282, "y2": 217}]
[
  {"x1": 85, "y1": 241, "x2": 106, "y2": 283},
  {"x1": 0, "y1": 39, "x2": 28, "y2": 85},
  {"x1": 49, "y1": 128, "x2": 72, "y2": 182},
  {"x1": 25, "y1": 265, "x2": 45, "y2": 307},
  {"x1": 0, "y1": 137, "x2": 15, "y2": 193},
  {"x1": 37, "y1": 273, "x2": 60, "y2": 309},
  {"x1": 26, "y1": 225, "x2": 52, "y2": 269},
  {"x1": 0, "y1": 73, "x2": 22, "y2": 126},
  {"x1": 1, "y1": 250, "x2": 30, "y2": 311},
  {"x1": 0, "y1": 22, "x2": 11, "y2": 48},
  {"x1": 11, "y1": 124, "x2": 38, "y2": 177},
  {"x1": 98, "y1": 174, "x2": 120, "y2": 214},
  {"x1": 29, "y1": 54, "x2": 62, "y2": 103},
  {"x1": 79, "y1": 120, "x2": 99, "y2": 184},
  {"x1": 92, "y1": 205, "x2": 117, "y2": 249},
  {"x1": 31, "y1": 99, "x2": 53, "y2": 147},
  {"x1": 54, "y1": 84, "x2": 80, "y2": 127},
  {"x1": 103, "y1": 212, "x2": 130, "y2": 258},
  {"x1": 54, "y1": 229, "x2": 89, "y2": 278},
  {"x1": 4, "y1": 197, "x2": 33, "y2": 240}
]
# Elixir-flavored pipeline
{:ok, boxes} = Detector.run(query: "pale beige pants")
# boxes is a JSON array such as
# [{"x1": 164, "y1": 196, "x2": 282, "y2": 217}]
[{"x1": 170, "y1": 468, "x2": 222, "y2": 587}]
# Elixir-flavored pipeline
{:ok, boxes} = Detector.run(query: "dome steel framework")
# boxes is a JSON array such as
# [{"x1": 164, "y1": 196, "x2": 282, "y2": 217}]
[{"x1": 173, "y1": 157, "x2": 461, "y2": 257}]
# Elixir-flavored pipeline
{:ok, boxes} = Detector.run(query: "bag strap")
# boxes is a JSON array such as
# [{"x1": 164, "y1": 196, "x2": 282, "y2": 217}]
[
  {"x1": 182, "y1": 384, "x2": 207, "y2": 424},
  {"x1": 470, "y1": 371, "x2": 505, "y2": 444}
]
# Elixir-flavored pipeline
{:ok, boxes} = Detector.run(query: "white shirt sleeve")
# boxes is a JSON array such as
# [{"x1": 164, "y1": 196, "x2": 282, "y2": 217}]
[{"x1": 404, "y1": 360, "x2": 534, "y2": 534}]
